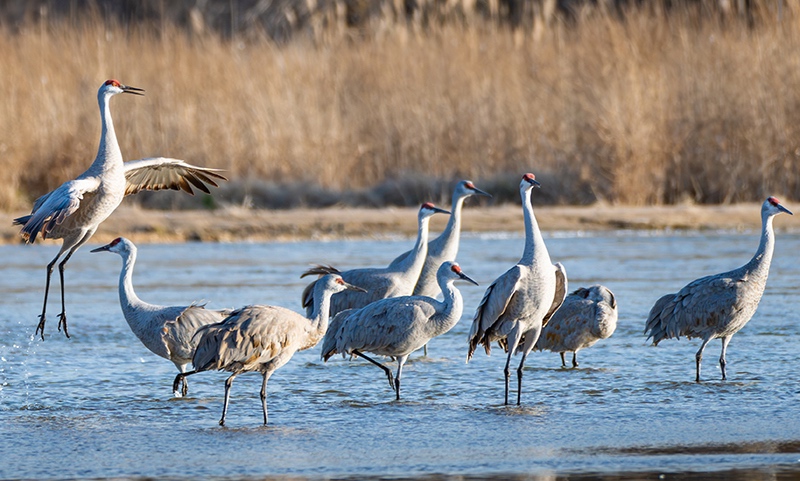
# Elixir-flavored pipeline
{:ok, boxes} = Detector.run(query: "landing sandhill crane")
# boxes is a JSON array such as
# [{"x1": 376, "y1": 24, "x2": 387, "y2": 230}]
[
  {"x1": 389, "y1": 180, "x2": 490, "y2": 355},
  {"x1": 644, "y1": 197, "x2": 792, "y2": 383},
  {"x1": 300, "y1": 202, "x2": 450, "y2": 316},
  {"x1": 534, "y1": 285, "x2": 617, "y2": 368},
  {"x1": 321, "y1": 261, "x2": 478, "y2": 400},
  {"x1": 467, "y1": 173, "x2": 568, "y2": 406},
  {"x1": 91, "y1": 237, "x2": 232, "y2": 397},
  {"x1": 173, "y1": 274, "x2": 365, "y2": 426},
  {"x1": 14, "y1": 80, "x2": 226, "y2": 340}
]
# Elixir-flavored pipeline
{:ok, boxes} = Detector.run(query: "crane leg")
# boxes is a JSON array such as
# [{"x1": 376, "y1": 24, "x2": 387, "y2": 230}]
[
  {"x1": 423, "y1": 344, "x2": 428, "y2": 357},
  {"x1": 353, "y1": 350, "x2": 395, "y2": 392},
  {"x1": 695, "y1": 338, "x2": 711, "y2": 383},
  {"x1": 394, "y1": 355, "x2": 409, "y2": 401},
  {"x1": 261, "y1": 371, "x2": 273, "y2": 425},
  {"x1": 503, "y1": 328, "x2": 524, "y2": 406},
  {"x1": 36, "y1": 256, "x2": 59, "y2": 340},
  {"x1": 516, "y1": 326, "x2": 540, "y2": 405},
  {"x1": 220, "y1": 373, "x2": 237, "y2": 426},
  {"x1": 56, "y1": 251, "x2": 75, "y2": 339},
  {"x1": 719, "y1": 336, "x2": 732, "y2": 381},
  {"x1": 173, "y1": 370, "x2": 199, "y2": 396},
  {"x1": 572, "y1": 352, "x2": 579, "y2": 368},
  {"x1": 559, "y1": 352, "x2": 566, "y2": 368}
]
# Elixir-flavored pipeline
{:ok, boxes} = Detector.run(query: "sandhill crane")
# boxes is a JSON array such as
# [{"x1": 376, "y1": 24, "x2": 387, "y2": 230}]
[
  {"x1": 467, "y1": 173, "x2": 568, "y2": 406},
  {"x1": 300, "y1": 202, "x2": 450, "y2": 316},
  {"x1": 91, "y1": 237, "x2": 232, "y2": 397},
  {"x1": 14, "y1": 79, "x2": 226, "y2": 340},
  {"x1": 389, "y1": 180, "x2": 490, "y2": 355},
  {"x1": 173, "y1": 274, "x2": 365, "y2": 426},
  {"x1": 644, "y1": 197, "x2": 792, "y2": 383},
  {"x1": 534, "y1": 285, "x2": 617, "y2": 368},
  {"x1": 321, "y1": 261, "x2": 478, "y2": 400}
]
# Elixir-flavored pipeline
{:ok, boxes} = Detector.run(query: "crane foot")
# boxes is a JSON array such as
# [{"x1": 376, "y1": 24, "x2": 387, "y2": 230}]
[
  {"x1": 36, "y1": 314, "x2": 47, "y2": 340},
  {"x1": 57, "y1": 313, "x2": 70, "y2": 338}
]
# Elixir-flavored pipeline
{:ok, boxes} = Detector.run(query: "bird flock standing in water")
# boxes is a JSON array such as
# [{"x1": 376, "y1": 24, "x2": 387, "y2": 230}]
[{"x1": 14, "y1": 80, "x2": 793, "y2": 425}]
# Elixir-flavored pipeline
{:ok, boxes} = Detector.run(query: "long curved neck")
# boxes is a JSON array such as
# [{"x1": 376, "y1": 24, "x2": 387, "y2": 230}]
[
  {"x1": 90, "y1": 92, "x2": 123, "y2": 174},
  {"x1": 394, "y1": 215, "x2": 430, "y2": 276},
  {"x1": 118, "y1": 248, "x2": 146, "y2": 316},
  {"x1": 309, "y1": 287, "x2": 335, "y2": 337},
  {"x1": 431, "y1": 278, "x2": 464, "y2": 335},
  {"x1": 521, "y1": 188, "x2": 548, "y2": 264},
  {"x1": 435, "y1": 194, "x2": 465, "y2": 245},
  {"x1": 747, "y1": 212, "x2": 776, "y2": 276}
]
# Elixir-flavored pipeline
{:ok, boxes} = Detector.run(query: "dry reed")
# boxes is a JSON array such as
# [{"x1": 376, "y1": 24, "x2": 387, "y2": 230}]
[{"x1": 1, "y1": 4, "x2": 800, "y2": 211}]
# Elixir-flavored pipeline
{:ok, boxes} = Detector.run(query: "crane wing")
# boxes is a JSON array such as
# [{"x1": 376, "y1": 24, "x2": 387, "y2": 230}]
[
  {"x1": 336, "y1": 299, "x2": 435, "y2": 355},
  {"x1": 320, "y1": 308, "x2": 354, "y2": 361},
  {"x1": 535, "y1": 291, "x2": 591, "y2": 351},
  {"x1": 467, "y1": 265, "x2": 524, "y2": 360},
  {"x1": 123, "y1": 157, "x2": 227, "y2": 196},
  {"x1": 162, "y1": 305, "x2": 233, "y2": 362},
  {"x1": 541, "y1": 262, "x2": 568, "y2": 328},
  {"x1": 14, "y1": 177, "x2": 101, "y2": 242}
]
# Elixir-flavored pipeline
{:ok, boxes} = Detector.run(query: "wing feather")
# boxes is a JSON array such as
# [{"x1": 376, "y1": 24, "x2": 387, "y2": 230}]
[
  {"x1": 123, "y1": 157, "x2": 226, "y2": 196},
  {"x1": 14, "y1": 177, "x2": 100, "y2": 242},
  {"x1": 467, "y1": 266, "x2": 524, "y2": 360}
]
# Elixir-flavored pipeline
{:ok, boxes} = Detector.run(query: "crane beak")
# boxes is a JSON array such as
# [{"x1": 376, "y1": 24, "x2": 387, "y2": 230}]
[
  {"x1": 778, "y1": 204, "x2": 793, "y2": 215},
  {"x1": 458, "y1": 272, "x2": 479, "y2": 286},
  {"x1": 122, "y1": 85, "x2": 145, "y2": 96},
  {"x1": 471, "y1": 186, "x2": 492, "y2": 198},
  {"x1": 345, "y1": 282, "x2": 368, "y2": 293},
  {"x1": 90, "y1": 243, "x2": 111, "y2": 253},
  {"x1": 525, "y1": 178, "x2": 541, "y2": 188},
  {"x1": 432, "y1": 206, "x2": 451, "y2": 215}
]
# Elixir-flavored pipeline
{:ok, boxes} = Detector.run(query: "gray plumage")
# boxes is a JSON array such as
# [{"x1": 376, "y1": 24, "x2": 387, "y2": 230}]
[
  {"x1": 300, "y1": 202, "x2": 449, "y2": 317},
  {"x1": 321, "y1": 261, "x2": 478, "y2": 400},
  {"x1": 534, "y1": 285, "x2": 618, "y2": 368},
  {"x1": 91, "y1": 237, "x2": 231, "y2": 396},
  {"x1": 467, "y1": 173, "x2": 568, "y2": 405},
  {"x1": 14, "y1": 80, "x2": 226, "y2": 340},
  {"x1": 389, "y1": 180, "x2": 491, "y2": 298},
  {"x1": 174, "y1": 274, "x2": 364, "y2": 426},
  {"x1": 644, "y1": 197, "x2": 792, "y2": 382}
]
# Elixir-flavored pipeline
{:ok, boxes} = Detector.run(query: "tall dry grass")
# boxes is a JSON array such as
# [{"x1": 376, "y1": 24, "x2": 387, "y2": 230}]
[{"x1": 1, "y1": 4, "x2": 800, "y2": 210}]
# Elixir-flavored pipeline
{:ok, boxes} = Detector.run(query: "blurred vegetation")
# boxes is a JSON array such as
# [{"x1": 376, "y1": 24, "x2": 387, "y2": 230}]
[{"x1": 1, "y1": 0, "x2": 799, "y2": 210}]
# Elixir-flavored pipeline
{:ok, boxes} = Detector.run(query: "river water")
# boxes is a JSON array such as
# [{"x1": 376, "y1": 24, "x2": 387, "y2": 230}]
[{"x1": 1, "y1": 229, "x2": 799, "y2": 480}]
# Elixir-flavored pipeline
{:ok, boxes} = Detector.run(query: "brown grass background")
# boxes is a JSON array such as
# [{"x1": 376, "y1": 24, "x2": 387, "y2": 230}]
[{"x1": 2, "y1": 1, "x2": 800, "y2": 211}]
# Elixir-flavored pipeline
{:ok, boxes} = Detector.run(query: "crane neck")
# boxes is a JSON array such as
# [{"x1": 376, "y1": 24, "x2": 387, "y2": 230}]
[
  {"x1": 308, "y1": 285, "x2": 336, "y2": 336},
  {"x1": 520, "y1": 188, "x2": 549, "y2": 264},
  {"x1": 91, "y1": 91, "x2": 123, "y2": 174},
  {"x1": 117, "y1": 247, "x2": 147, "y2": 316},
  {"x1": 748, "y1": 211, "x2": 776, "y2": 275},
  {"x1": 435, "y1": 194, "x2": 466, "y2": 247},
  {"x1": 430, "y1": 278, "x2": 464, "y2": 335},
  {"x1": 394, "y1": 214, "x2": 431, "y2": 278}
]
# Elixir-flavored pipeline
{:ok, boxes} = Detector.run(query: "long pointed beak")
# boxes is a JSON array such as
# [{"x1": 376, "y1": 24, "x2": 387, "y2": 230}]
[
  {"x1": 458, "y1": 272, "x2": 479, "y2": 286},
  {"x1": 432, "y1": 206, "x2": 451, "y2": 215},
  {"x1": 346, "y1": 282, "x2": 368, "y2": 293},
  {"x1": 779, "y1": 204, "x2": 793, "y2": 215},
  {"x1": 90, "y1": 244, "x2": 111, "y2": 253},
  {"x1": 472, "y1": 187, "x2": 492, "y2": 198},
  {"x1": 122, "y1": 85, "x2": 145, "y2": 96},
  {"x1": 526, "y1": 178, "x2": 541, "y2": 188}
]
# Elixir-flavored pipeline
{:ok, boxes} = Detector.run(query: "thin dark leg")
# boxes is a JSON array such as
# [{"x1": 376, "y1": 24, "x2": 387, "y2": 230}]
[
  {"x1": 695, "y1": 338, "x2": 711, "y2": 383},
  {"x1": 56, "y1": 252, "x2": 75, "y2": 338},
  {"x1": 572, "y1": 352, "x2": 579, "y2": 368},
  {"x1": 181, "y1": 377, "x2": 189, "y2": 397},
  {"x1": 353, "y1": 349, "x2": 395, "y2": 391},
  {"x1": 173, "y1": 371, "x2": 198, "y2": 395},
  {"x1": 394, "y1": 356, "x2": 408, "y2": 401},
  {"x1": 503, "y1": 352, "x2": 512, "y2": 406},
  {"x1": 36, "y1": 258, "x2": 58, "y2": 340},
  {"x1": 220, "y1": 373, "x2": 237, "y2": 426},
  {"x1": 260, "y1": 372, "x2": 270, "y2": 425},
  {"x1": 719, "y1": 336, "x2": 731, "y2": 381},
  {"x1": 559, "y1": 352, "x2": 566, "y2": 368}
]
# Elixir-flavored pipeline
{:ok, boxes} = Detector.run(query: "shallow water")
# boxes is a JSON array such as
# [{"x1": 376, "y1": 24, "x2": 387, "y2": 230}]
[{"x1": 2, "y1": 230, "x2": 800, "y2": 480}]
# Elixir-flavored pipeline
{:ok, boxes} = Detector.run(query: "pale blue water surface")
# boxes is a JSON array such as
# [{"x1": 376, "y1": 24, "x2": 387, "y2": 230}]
[{"x1": 1, "y1": 229, "x2": 800, "y2": 480}]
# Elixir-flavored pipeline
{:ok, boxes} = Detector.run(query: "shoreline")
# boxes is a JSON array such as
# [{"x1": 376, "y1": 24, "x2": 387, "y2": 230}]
[{"x1": 2, "y1": 203, "x2": 798, "y2": 245}]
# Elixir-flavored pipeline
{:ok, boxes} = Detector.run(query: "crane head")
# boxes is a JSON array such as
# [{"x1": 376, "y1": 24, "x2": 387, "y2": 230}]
[
  {"x1": 521, "y1": 173, "x2": 541, "y2": 189},
  {"x1": 766, "y1": 196, "x2": 793, "y2": 216},
  {"x1": 419, "y1": 202, "x2": 450, "y2": 219},
  {"x1": 90, "y1": 237, "x2": 132, "y2": 254},
  {"x1": 101, "y1": 79, "x2": 145, "y2": 96},
  {"x1": 457, "y1": 180, "x2": 492, "y2": 200},
  {"x1": 441, "y1": 261, "x2": 479, "y2": 286}
]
